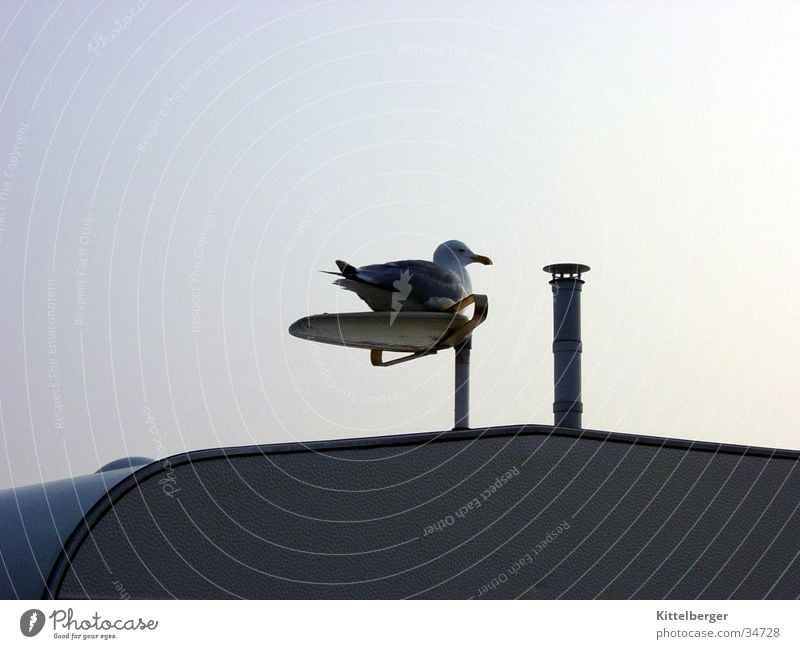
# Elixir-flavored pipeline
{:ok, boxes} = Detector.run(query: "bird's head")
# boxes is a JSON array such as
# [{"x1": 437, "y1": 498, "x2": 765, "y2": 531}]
[{"x1": 433, "y1": 240, "x2": 493, "y2": 269}]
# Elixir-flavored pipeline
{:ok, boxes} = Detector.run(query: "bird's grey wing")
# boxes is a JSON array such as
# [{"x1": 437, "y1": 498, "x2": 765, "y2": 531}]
[{"x1": 355, "y1": 260, "x2": 466, "y2": 311}]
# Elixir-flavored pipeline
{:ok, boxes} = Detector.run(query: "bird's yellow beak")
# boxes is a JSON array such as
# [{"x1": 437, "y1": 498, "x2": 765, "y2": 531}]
[{"x1": 471, "y1": 254, "x2": 493, "y2": 265}]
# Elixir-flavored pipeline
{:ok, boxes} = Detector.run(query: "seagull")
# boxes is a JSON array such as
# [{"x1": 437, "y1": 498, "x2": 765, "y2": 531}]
[{"x1": 325, "y1": 240, "x2": 492, "y2": 312}]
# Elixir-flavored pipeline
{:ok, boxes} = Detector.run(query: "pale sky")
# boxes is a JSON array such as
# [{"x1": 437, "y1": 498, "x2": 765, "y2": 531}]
[{"x1": 1, "y1": 0, "x2": 798, "y2": 490}]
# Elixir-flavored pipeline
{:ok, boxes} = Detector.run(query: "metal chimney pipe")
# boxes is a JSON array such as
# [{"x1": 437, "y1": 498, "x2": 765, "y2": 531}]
[{"x1": 543, "y1": 263, "x2": 590, "y2": 429}]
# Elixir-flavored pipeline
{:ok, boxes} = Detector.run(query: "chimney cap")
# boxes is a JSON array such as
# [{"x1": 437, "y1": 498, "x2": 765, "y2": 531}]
[{"x1": 543, "y1": 263, "x2": 590, "y2": 280}]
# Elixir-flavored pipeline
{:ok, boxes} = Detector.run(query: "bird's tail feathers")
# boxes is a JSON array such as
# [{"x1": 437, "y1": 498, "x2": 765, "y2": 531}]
[
  {"x1": 335, "y1": 260, "x2": 358, "y2": 277},
  {"x1": 319, "y1": 259, "x2": 358, "y2": 278}
]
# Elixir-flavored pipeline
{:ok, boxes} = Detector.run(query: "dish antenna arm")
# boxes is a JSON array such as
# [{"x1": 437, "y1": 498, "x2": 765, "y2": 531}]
[{"x1": 369, "y1": 294, "x2": 488, "y2": 367}]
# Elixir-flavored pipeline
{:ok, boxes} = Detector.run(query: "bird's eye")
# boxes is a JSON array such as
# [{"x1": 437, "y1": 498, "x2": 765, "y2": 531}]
[{"x1": 458, "y1": 248, "x2": 465, "y2": 252}]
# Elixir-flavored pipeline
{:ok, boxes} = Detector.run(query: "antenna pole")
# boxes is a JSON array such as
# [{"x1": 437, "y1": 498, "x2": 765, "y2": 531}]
[{"x1": 453, "y1": 336, "x2": 471, "y2": 429}]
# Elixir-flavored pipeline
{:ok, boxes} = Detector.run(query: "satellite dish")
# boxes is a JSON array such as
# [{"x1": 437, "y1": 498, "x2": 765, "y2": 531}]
[
  {"x1": 288, "y1": 311, "x2": 469, "y2": 353},
  {"x1": 289, "y1": 295, "x2": 488, "y2": 428},
  {"x1": 289, "y1": 294, "x2": 487, "y2": 366}
]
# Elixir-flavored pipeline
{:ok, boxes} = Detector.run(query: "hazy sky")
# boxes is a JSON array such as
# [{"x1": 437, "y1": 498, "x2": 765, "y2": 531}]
[{"x1": 1, "y1": 0, "x2": 798, "y2": 490}]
